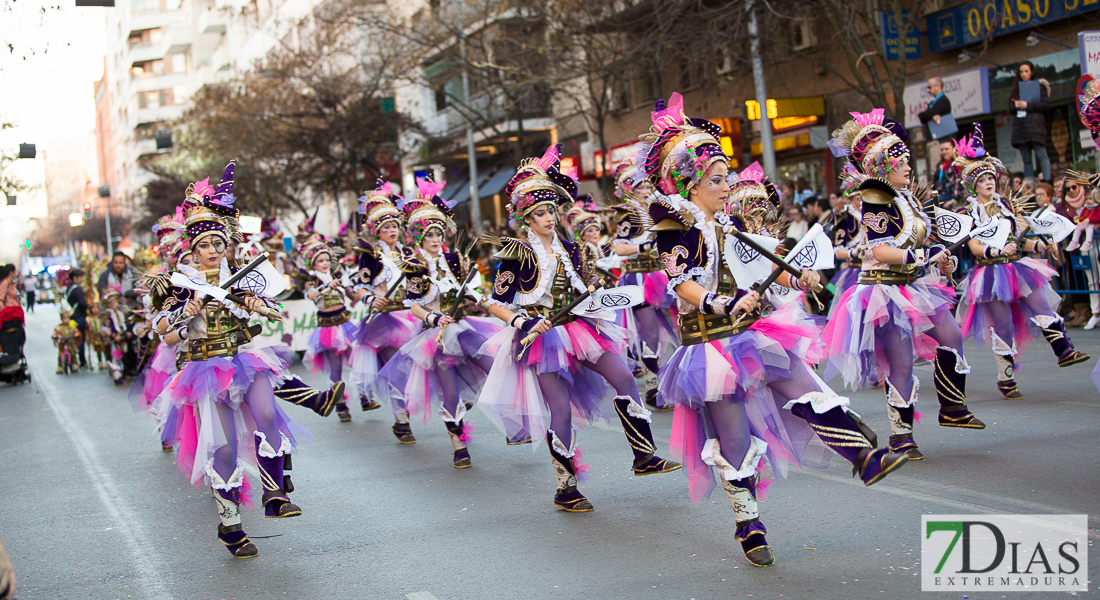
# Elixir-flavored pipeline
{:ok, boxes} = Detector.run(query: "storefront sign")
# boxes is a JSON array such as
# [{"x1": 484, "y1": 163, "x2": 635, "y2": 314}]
[
  {"x1": 927, "y1": 0, "x2": 1100, "y2": 54},
  {"x1": 903, "y1": 67, "x2": 990, "y2": 130},
  {"x1": 881, "y1": 10, "x2": 921, "y2": 60},
  {"x1": 1079, "y1": 31, "x2": 1100, "y2": 75}
]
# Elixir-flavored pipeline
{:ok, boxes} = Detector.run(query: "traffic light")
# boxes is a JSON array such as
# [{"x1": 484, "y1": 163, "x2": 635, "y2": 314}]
[
  {"x1": 83, "y1": 202, "x2": 93, "y2": 219},
  {"x1": 23, "y1": 240, "x2": 30, "y2": 250}
]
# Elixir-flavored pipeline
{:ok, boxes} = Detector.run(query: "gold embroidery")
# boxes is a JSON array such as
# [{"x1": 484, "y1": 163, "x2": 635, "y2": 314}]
[
  {"x1": 494, "y1": 271, "x2": 515, "y2": 295},
  {"x1": 661, "y1": 246, "x2": 689, "y2": 277}
]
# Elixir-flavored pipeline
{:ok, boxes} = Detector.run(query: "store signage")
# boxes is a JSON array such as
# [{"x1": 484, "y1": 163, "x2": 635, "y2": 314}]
[
  {"x1": 903, "y1": 67, "x2": 990, "y2": 129},
  {"x1": 881, "y1": 10, "x2": 921, "y2": 60},
  {"x1": 927, "y1": 0, "x2": 1100, "y2": 53},
  {"x1": 1079, "y1": 31, "x2": 1100, "y2": 75}
]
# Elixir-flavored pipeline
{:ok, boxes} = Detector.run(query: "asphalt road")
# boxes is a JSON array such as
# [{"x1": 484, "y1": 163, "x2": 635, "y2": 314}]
[{"x1": 1, "y1": 303, "x2": 1097, "y2": 600}]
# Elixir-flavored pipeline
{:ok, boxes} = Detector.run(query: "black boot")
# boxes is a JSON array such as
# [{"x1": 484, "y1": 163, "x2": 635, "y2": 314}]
[
  {"x1": 336, "y1": 402, "x2": 352, "y2": 422},
  {"x1": 789, "y1": 401, "x2": 908, "y2": 486},
  {"x1": 612, "y1": 396, "x2": 681, "y2": 476},
  {"x1": 360, "y1": 393, "x2": 381, "y2": 411},
  {"x1": 391, "y1": 413, "x2": 416, "y2": 444},
  {"x1": 722, "y1": 478, "x2": 774, "y2": 567},
  {"x1": 444, "y1": 420, "x2": 472, "y2": 468},
  {"x1": 1036, "y1": 316, "x2": 1090, "y2": 367},
  {"x1": 547, "y1": 431, "x2": 593, "y2": 512},
  {"x1": 933, "y1": 347, "x2": 985, "y2": 429},
  {"x1": 274, "y1": 376, "x2": 341, "y2": 418},
  {"x1": 255, "y1": 433, "x2": 302, "y2": 519}
]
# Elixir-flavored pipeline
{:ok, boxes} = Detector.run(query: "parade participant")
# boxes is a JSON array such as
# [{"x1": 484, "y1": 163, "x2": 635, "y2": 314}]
[
  {"x1": 155, "y1": 161, "x2": 311, "y2": 558},
  {"x1": 85, "y1": 303, "x2": 106, "y2": 370},
  {"x1": 643, "y1": 94, "x2": 908, "y2": 567},
  {"x1": 827, "y1": 164, "x2": 866, "y2": 315},
  {"x1": 101, "y1": 287, "x2": 131, "y2": 386},
  {"x1": 477, "y1": 143, "x2": 681, "y2": 514},
  {"x1": 823, "y1": 108, "x2": 985, "y2": 463},
  {"x1": 300, "y1": 237, "x2": 357, "y2": 417},
  {"x1": 953, "y1": 126, "x2": 1088, "y2": 399},
  {"x1": 608, "y1": 162, "x2": 678, "y2": 410},
  {"x1": 350, "y1": 181, "x2": 422, "y2": 437},
  {"x1": 378, "y1": 177, "x2": 501, "y2": 468},
  {"x1": 52, "y1": 311, "x2": 81, "y2": 374}
]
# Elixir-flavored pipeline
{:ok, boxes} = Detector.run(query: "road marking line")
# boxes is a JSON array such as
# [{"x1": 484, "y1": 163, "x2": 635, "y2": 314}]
[
  {"x1": 406, "y1": 592, "x2": 440, "y2": 600},
  {"x1": 30, "y1": 355, "x2": 173, "y2": 599}
]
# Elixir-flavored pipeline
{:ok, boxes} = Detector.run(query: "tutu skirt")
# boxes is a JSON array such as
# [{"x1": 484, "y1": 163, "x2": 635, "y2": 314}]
[
  {"x1": 128, "y1": 342, "x2": 177, "y2": 417},
  {"x1": 955, "y1": 258, "x2": 1061, "y2": 351},
  {"x1": 828, "y1": 267, "x2": 860, "y2": 314},
  {"x1": 303, "y1": 320, "x2": 357, "y2": 377},
  {"x1": 823, "y1": 281, "x2": 954, "y2": 389},
  {"x1": 658, "y1": 302, "x2": 832, "y2": 503},
  {"x1": 159, "y1": 343, "x2": 312, "y2": 486},
  {"x1": 621, "y1": 271, "x2": 675, "y2": 310},
  {"x1": 476, "y1": 318, "x2": 627, "y2": 445},
  {"x1": 348, "y1": 311, "x2": 422, "y2": 401},
  {"x1": 378, "y1": 316, "x2": 501, "y2": 423}
]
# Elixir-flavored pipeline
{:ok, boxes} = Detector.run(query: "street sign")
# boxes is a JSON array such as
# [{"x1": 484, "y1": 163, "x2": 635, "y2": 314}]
[
  {"x1": 928, "y1": 0, "x2": 1100, "y2": 53},
  {"x1": 880, "y1": 10, "x2": 921, "y2": 60}
]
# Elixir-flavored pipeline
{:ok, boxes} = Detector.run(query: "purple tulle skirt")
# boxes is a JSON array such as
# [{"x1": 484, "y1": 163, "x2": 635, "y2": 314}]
[
  {"x1": 349, "y1": 311, "x2": 422, "y2": 401},
  {"x1": 128, "y1": 342, "x2": 177, "y2": 417},
  {"x1": 378, "y1": 316, "x2": 501, "y2": 423},
  {"x1": 476, "y1": 318, "x2": 627, "y2": 445},
  {"x1": 659, "y1": 302, "x2": 833, "y2": 503},
  {"x1": 823, "y1": 281, "x2": 954, "y2": 390},
  {"x1": 304, "y1": 320, "x2": 357, "y2": 377},
  {"x1": 159, "y1": 342, "x2": 313, "y2": 486},
  {"x1": 956, "y1": 258, "x2": 1061, "y2": 352},
  {"x1": 828, "y1": 267, "x2": 860, "y2": 315}
]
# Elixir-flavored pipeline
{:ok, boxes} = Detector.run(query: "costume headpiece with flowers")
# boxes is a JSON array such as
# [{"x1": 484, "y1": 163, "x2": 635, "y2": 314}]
[
  {"x1": 403, "y1": 176, "x2": 457, "y2": 245},
  {"x1": 152, "y1": 208, "x2": 185, "y2": 262},
  {"x1": 504, "y1": 144, "x2": 577, "y2": 228},
  {"x1": 839, "y1": 162, "x2": 865, "y2": 198},
  {"x1": 952, "y1": 123, "x2": 1005, "y2": 194},
  {"x1": 357, "y1": 178, "x2": 404, "y2": 239},
  {"x1": 829, "y1": 108, "x2": 910, "y2": 182},
  {"x1": 182, "y1": 160, "x2": 241, "y2": 247},
  {"x1": 728, "y1": 161, "x2": 780, "y2": 215},
  {"x1": 638, "y1": 92, "x2": 726, "y2": 198},
  {"x1": 1079, "y1": 77, "x2": 1100, "y2": 137},
  {"x1": 299, "y1": 238, "x2": 333, "y2": 269},
  {"x1": 563, "y1": 205, "x2": 602, "y2": 241}
]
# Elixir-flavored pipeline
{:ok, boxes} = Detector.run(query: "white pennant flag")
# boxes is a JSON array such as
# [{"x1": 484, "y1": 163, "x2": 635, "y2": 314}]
[
  {"x1": 934, "y1": 207, "x2": 974, "y2": 244},
  {"x1": 785, "y1": 224, "x2": 835, "y2": 271},
  {"x1": 724, "y1": 231, "x2": 781, "y2": 286},
  {"x1": 169, "y1": 272, "x2": 229, "y2": 301},
  {"x1": 1024, "y1": 207, "x2": 1076, "y2": 244},
  {"x1": 765, "y1": 281, "x2": 799, "y2": 308},
  {"x1": 971, "y1": 218, "x2": 1011, "y2": 250}
]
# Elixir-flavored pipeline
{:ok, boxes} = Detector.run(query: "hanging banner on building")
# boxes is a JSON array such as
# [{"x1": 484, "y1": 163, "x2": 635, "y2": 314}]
[
  {"x1": 928, "y1": 0, "x2": 1100, "y2": 54},
  {"x1": 903, "y1": 67, "x2": 991, "y2": 130},
  {"x1": 1079, "y1": 31, "x2": 1100, "y2": 76},
  {"x1": 880, "y1": 10, "x2": 921, "y2": 60},
  {"x1": 252, "y1": 300, "x2": 372, "y2": 352}
]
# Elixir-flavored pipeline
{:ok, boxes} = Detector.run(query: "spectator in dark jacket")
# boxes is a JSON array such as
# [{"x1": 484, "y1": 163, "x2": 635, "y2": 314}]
[
  {"x1": 1009, "y1": 61, "x2": 1051, "y2": 182},
  {"x1": 918, "y1": 77, "x2": 952, "y2": 138},
  {"x1": 66, "y1": 269, "x2": 90, "y2": 369}
]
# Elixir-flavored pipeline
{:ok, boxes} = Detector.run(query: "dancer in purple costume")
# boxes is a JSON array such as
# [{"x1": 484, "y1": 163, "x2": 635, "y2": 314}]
[
  {"x1": 378, "y1": 177, "x2": 501, "y2": 468},
  {"x1": 476, "y1": 143, "x2": 681, "y2": 513},
  {"x1": 300, "y1": 237, "x2": 357, "y2": 412},
  {"x1": 822, "y1": 109, "x2": 986, "y2": 463},
  {"x1": 154, "y1": 162, "x2": 312, "y2": 558},
  {"x1": 645, "y1": 93, "x2": 908, "y2": 568},
  {"x1": 952, "y1": 125, "x2": 1088, "y2": 399}
]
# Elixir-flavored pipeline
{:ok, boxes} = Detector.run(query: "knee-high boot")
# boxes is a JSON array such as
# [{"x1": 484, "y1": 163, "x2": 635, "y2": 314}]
[
  {"x1": 255, "y1": 432, "x2": 302, "y2": 519},
  {"x1": 786, "y1": 394, "x2": 908, "y2": 485},
  {"x1": 1035, "y1": 315, "x2": 1090, "y2": 367},
  {"x1": 703, "y1": 436, "x2": 774, "y2": 566},
  {"x1": 612, "y1": 396, "x2": 682, "y2": 476},
  {"x1": 934, "y1": 347, "x2": 985, "y2": 428},
  {"x1": 273, "y1": 375, "x2": 341, "y2": 418},
  {"x1": 991, "y1": 330, "x2": 1023, "y2": 399},
  {"x1": 546, "y1": 428, "x2": 593, "y2": 512},
  {"x1": 885, "y1": 376, "x2": 923, "y2": 460},
  {"x1": 209, "y1": 461, "x2": 258, "y2": 558},
  {"x1": 441, "y1": 405, "x2": 471, "y2": 469}
]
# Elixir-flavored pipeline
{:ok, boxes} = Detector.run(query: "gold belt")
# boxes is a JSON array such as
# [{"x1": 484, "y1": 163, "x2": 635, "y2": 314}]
[
  {"x1": 527, "y1": 305, "x2": 577, "y2": 327},
  {"x1": 848, "y1": 259, "x2": 862, "y2": 269},
  {"x1": 183, "y1": 336, "x2": 239, "y2": 363},
  {"x1": 622, "y1": 256, "x2": 659, "y2": 274},
  {"x1": 678, "y1": 311, "x2": 757, "y2": 346},
  {"x1": 318, "y1": 310, "x2": 349, "y2": 328},
  {"x1": 857, "y1": 270, "x2": 918, "y2": 286},
  {"x1": 379, "y1": 302, "x2": 405, "y2": 313},
  {"x1": 973, "y1": 254, "x2": 1019, "y2": 268}
]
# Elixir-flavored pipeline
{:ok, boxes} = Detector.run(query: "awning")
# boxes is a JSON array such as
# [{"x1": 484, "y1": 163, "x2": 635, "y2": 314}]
[
  {"x1": 478, "y1": 167, "x2": 515, "y2": 199},
  {"x1": 440, "y1": 177, "x2": 468, "y2": 202},
  {"x1": 450, "y1": 169, "x2": 490, "y2": 205}
]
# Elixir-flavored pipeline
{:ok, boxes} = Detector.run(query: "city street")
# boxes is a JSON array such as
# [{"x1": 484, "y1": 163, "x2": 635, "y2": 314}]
[{"x1": 1, "y1": 303, "x2": 1097, "y2": 600}]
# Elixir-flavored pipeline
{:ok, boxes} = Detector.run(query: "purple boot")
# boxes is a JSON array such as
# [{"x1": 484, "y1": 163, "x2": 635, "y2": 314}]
[
  {"x1": 547, "y1": 430, "x2": 593, "y2": 512},
  {"x1": 789, "y1": 400, "x2": 908, "y2": 486},
  {"x1": 1035, "y1": 316, "x2": 1091, "y2": 367},
  {"x1": 722, "y1": 477, "x2": 774, "y2": 567},
  {"x1": 612, "y1": 396, "x2": 682, "y2": 476},
  {"x1": 255, "y1": 432, "x2": 302, "y2": 519}
]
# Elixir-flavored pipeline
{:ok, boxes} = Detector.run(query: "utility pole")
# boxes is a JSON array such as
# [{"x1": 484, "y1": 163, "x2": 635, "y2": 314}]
[
  {"x1": 104, "y1": 193, "x2": 113, "y2": 257},
  {"x1": 747, "y1": 0, "x2": 776, "y2": 181},
  {"x1": 456, "y1": 0, "x2": 482, "y2": 235}
]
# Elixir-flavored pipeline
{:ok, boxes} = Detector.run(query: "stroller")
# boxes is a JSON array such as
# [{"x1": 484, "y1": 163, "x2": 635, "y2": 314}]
[{"x1": 0, "y1": 309, "x2": 30, "y2": 385}]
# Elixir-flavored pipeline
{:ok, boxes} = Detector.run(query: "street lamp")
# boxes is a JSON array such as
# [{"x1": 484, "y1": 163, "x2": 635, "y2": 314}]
[{"x1": 69, "y1": 213, "x2": 83, "y2": 227}]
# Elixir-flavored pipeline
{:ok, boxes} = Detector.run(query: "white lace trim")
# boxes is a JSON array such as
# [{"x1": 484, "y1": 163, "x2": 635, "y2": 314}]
[
  {"x1": 1031, "y1": 314, "x2": 1061, "y2": 328},
  {"x1": 206, "y1": 458, "x2": 245, "y2": 490},
  {"x1": 513, "y1": 233, "x2": 587, "y2": 307},
  {"x1": 439, "y1": 403, "x2": 466, "y2": 424},
  {"x1": 616, "y1": 395, "x2": 652, "y2": 423},
  {"x1": 885, "y1": 375, "x2": 920, "y2": 408},
  {"x1": 548, "y1": 426, "x2": 576, "y2": 459},
  {"x1": 482, "y1": 297, "x2": 514, "y2": 312},
  {"x1": 702, "y1": 435, "x2": 767, "y2": 481},
  {"x1": 666, "y1": 267, "x2": 707, "y2": 295},
  {"x1": 936, "y1": 345, "x2": 972, "y2": 374},
  {"x1": 371, "y1": 241, "x2": 405, "y2": 288},
  {"x1": 254, "y1": 431, "x2": 292, "y2": 458},
  {"x1": 990, "y1": 329, "x2": 1017, "y2": 356},
  {"x1": 782, "y1": 391, "x2": 851, "y2": 414}
]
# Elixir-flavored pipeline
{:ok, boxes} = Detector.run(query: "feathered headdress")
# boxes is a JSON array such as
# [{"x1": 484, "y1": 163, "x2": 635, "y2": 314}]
[
  {"x1": 728, "y1": 161, "x2": 780, "y2": 210},
  {"x1": 357, "y1": 178, "x2": 405, "y2": 239},
  {"x1": 504, "y1": 144, "x2": 578, "y2": 228},
  {"x1": 638, "y1": 92, "x2": 726, "y2": 198},
  {"x1": 1079, "y1": 77, "x2": 1100, "y2": 136},
  {"x1": 563, "y1": 206, "x2": 602, "y2": 241},
  {"x1": 404, "y1": 176, "x2": 457, "y2": 245},
  {"x1": 952, "y1": 124, "x2": 1005, "y2": 194},
  {"x1": 829, "y1": 108, "x2": 910, "y2": 181},
  {"x1": 182, "y1": 160, "x2": 241, "y2": 246},
  {"x1": 299, "y1": 238, "x2": 332, "y2": 269},
  {"x1": 839, "y1": 162, "x2": 865, "y2": 198}
]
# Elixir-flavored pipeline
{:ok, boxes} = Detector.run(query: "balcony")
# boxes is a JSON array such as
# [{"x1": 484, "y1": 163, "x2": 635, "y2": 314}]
[
  {"x1": 131, "y1": 72, "x2": 186, "y2": 93},
  {"x1": 135, "y1": 104, "x2": 185, "y2": 125},
  {"x1": 129, "y1": 10, "x2": 187, "y2": 35},
  {"x1": 197, "y1": 7, "x2": 227, "y2": 35},
  {"x1": 424, "y1": 84, "x2": 551, "y2": 140},
  {"x1": 134, "y1": 137, "x2": 158, "y2": 157},
  {"x1": 129, "y1": 26, "x2": 195, "y2": 65}
]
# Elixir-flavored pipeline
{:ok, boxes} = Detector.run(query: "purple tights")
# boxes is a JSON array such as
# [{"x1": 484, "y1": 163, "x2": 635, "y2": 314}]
[
  {"x1": 985, "y1": 288, "x2": 1056, "y2": 347},
  {"x1": 211, "y1": 376, "x2": 282, "y2": 482},
  {"x1": 538, "y1": 352, "x2": 639, "y2": 448},
  {"x1": 878, "y1": 309, "x2": 965, "y2": 400}
]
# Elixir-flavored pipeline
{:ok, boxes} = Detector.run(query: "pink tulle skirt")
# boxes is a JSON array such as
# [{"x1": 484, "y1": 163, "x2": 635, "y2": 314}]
[
  {"x1": 160, "y1": 342, "x2": 313, "y2": 487},
  {"x1": 476, "y1": 317, "x2": 627, "y2": 446},
  {"x1": 828, "y1": 267, "x2": 860, "y2": 315},
  {"x1": 304, "y1": 320, "x2": 357, "y2": 377},
  {"x1": 379, "y1": 316, "x2": 501, "y2": 423},
  {"x1": 659, "y1": 302, "x2": 833, "y2": 503},
  {"x1": 348, "y1": 311, "x2": 422, "y2": 402},
  {"x1": 621, "y1": 270, "x2": 675, "y2": 310},
  {"x1": 955, "y1": 258, "x2": 1061, "y2": 352},
  {"x1": 822, "y1": 281, "x2": 954, "y2": 390},
  {"x1": 128, "y1": 342, "x2": 177, "y2": 416}
]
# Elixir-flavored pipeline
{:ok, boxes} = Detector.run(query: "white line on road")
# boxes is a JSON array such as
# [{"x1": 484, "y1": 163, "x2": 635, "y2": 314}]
[
  {"x1": 406, "y1": 592, "x2": 441, "y2": 600},
  {"x1": 30, "y1": 360, "x2": 173, "y2": 600}
]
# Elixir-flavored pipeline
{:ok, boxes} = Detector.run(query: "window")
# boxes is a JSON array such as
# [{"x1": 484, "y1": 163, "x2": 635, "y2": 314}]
[
  {"x1": 172, "y1": 85, "x2": 187, "y2": 104},
  {"x1": 146, "y1": 90, "x2": 160, "y2": 109},
  {"x1": 170, "y1": 53, "x2": 185, "y2": 74},
  {"x1": 151, "y1": 59, "x2": 165, "y2": 75}
]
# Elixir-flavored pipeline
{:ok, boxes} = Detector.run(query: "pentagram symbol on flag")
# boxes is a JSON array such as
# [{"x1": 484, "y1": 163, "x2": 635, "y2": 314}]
[
  {"x1": 792, "y1": 244, "x2": 818, "y2": 268},
  {"x1": 598, "y1": 292, "x2": 632, "y2": 308},
  {"x1": 938, "y1": 214, "x2": 962, "y2": 238},
  {"x1": 770, "y1": 283, "x2": 789, "y2": 296},
  {"x1": 238, "y1": 271, "x2": 268, "y2": 294},
  {"x1": 1034, "y1": 217, "x2": 1055, "y2": 228},
  {"x1": 734, "y1": 240, "x2": 759, "y2": 263},
  {"x1": 976, "y1": 226, "x2": 995, "y2": 239}
]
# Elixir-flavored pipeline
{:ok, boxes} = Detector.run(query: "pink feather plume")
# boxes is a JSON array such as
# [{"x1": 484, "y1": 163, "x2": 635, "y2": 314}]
[
  {"x1": 652, "y1": 92, "x2": 685, "y2": 129},
  {"x1": 416, "y1": 177, "x2": 446, "y2": 200},
  {"x1": 850, "y1": 108, "x2": 885, "y2": 128}
]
